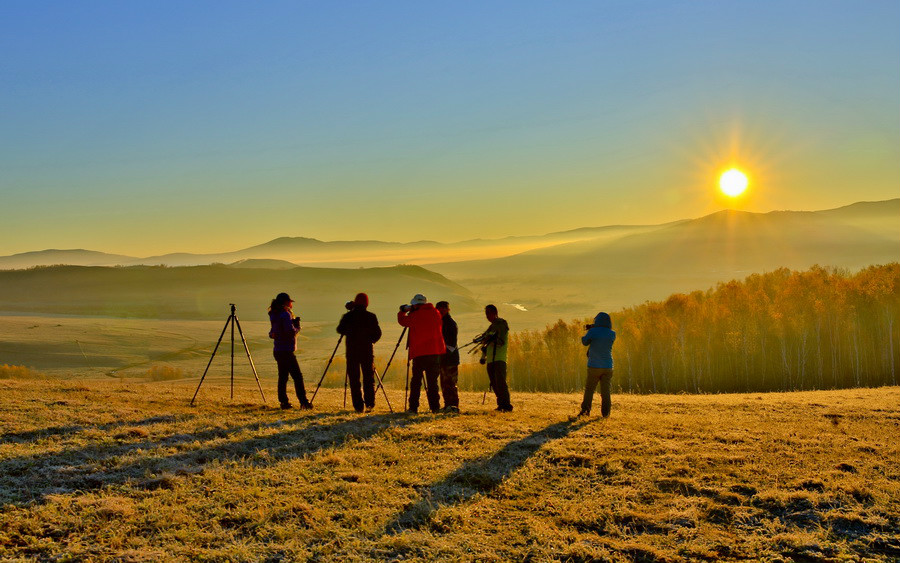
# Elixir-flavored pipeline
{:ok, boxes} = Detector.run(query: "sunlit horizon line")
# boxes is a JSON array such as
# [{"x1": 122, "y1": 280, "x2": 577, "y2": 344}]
[{"x1": 2, "y1": 196, "x2": 893, "y2": 259}]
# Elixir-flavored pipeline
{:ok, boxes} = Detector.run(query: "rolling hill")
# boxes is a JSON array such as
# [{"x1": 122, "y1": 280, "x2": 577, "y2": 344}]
[
  {"x1": 0, "y1": 264, "x2": 476, "y2": 322},
  {"x1": 0, "y1": 249, "x2": 137, "y2": 270}
]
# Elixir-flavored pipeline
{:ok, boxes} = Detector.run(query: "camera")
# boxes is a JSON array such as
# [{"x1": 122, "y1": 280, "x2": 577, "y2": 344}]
[
  {"x1": 585, "y1": 324, "x2": 594, "y2": 330},
  {"x1": 292, "y1": 317, "x2": 301, "y2": 328},
  {"x1": 399, "y1": 304, "x2": 412, "y2": 313},
  {"x1": 345, "y1": 301, "x2": 355, "y2": 311}
]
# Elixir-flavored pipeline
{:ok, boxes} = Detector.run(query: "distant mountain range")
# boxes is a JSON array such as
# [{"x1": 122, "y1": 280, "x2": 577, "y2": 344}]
[
  {"x1": 0, "y1": 199, "x2": 895, "y2": 323},
  {"x1": 0, "y1": 225, "x2": 671, "y2": 270},
  {"x1": 434, "y1": 199, "x2": 900, "y2": 275},
  {"x1": 2, "y1": 200, "x2": 894, "y2": 272},
  {"x1": 426, "y1": 199, "x2": 900, "y2": 316}
]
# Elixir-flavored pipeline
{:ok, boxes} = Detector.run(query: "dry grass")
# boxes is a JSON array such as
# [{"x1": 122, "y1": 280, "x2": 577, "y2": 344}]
[
  {"x1": 0, "y1": 364, "x2": 45, "y2": 380},
  {"x1": 0, "y1": 380, "x2": 898, "y2": 562},
  {"x1": 145, "y1": 365, "x2": 187, "y2": 382}
]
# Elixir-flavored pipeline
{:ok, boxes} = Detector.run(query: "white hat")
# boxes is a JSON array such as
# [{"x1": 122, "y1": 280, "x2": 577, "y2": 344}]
[{"x1": 410, "y1": 294, "x2": 427, "y2": 305}]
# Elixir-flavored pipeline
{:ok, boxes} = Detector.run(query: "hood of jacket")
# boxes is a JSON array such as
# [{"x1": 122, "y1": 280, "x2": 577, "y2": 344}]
[{"x1": 594, "y1": 312, "x2": 611, "y2": 329}]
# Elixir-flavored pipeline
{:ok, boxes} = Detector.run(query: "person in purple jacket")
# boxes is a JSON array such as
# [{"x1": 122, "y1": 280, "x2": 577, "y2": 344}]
[
  {"x1": 579, "y1": 311, "x2": 616, "y2": 417},
  {"x1": 268, "y1": 292, "x2": 312, "y2": 410}
]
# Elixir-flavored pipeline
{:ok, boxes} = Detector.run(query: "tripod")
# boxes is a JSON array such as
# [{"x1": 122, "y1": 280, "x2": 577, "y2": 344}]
[
  {"x1": 313, "y1": 334, "x2": 395, "y2": 412},
  {"x1": 371, "y1": 326, "x2": 410, "y2": 408},
  {"x1": 310, "y1": 335, "x2": 342, "y2": 405},
  {"x1": 374, "y1": 326, "x2": 407, "y2": 396},
  {"x1": 190, "y1": 304, "x2": 266, "y2": 406},
  {"x1": 343, "y1": 363, "x2": 395, "y2": 413}
]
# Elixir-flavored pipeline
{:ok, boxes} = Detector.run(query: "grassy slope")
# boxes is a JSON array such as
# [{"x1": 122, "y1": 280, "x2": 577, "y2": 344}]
[
  {"x1": 1, "y1": 381, "x2": 898, "y2": 562},
  {"x1": 0, "y1": 264, "x2": 476, "y2": 322}
]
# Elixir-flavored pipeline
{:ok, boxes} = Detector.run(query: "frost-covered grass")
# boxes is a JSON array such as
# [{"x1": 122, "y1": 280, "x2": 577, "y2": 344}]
[{"x1": 1, "y1": 380, "x2": 898, "y2": 562}]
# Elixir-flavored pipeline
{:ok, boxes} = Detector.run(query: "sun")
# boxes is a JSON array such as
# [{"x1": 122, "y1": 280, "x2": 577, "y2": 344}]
[{"x1": 719, "y1": 168, "x2": 748, "y2": 197}]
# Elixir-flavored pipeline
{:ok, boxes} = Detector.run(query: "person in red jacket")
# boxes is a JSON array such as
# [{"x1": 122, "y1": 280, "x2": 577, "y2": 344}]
[{"x1": 397, "y1": 293, "x2": 446, "y2": 413}]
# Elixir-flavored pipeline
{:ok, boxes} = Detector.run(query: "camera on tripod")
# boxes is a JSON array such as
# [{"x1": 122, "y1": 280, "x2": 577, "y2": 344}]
[
  {"x1": 345, "y1": 301, "x2": 355, "y2": 311},
  {"x1": 398, "y1": 304, "x2": 413, "y2": 313}
]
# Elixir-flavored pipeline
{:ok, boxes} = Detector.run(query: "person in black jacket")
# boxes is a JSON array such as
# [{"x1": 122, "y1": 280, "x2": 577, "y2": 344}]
[
  {"x1": 337, "y1": 293, "x2": 382, "y2": 412},
  {"x1": 435, "y1": 301, "x2": 460, "y2": 412}
]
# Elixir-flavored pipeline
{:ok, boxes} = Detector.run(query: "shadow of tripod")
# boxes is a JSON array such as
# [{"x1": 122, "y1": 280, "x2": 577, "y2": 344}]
[{"x1": 190, "y1": 304, "x2": 267, "y2": 406}]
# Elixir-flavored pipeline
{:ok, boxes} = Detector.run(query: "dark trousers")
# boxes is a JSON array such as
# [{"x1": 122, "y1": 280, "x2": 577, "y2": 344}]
[
  {"x1": 347, "y1": 353, "x2": 376, "y2": 412},
  {"x1": 440, "y1": 364, "x2": 460, "y2": 409},
  {"x1": 581, "y1": 367, "x2": 613, "y2": 417},
  {"x1": 273, "y1": 351, "x2": 308, "y2": 406},
  {"x1": 408, "y1": 354, "x2": 441, "y2": 413},
  {"x1": 487, "y1": 361, "x2": 512, "y2": 411}
]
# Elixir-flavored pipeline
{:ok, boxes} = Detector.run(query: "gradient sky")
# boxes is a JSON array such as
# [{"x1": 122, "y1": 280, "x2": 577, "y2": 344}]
[{"x1": 1, "y1": 1, "x2": 898, "y2": 256}]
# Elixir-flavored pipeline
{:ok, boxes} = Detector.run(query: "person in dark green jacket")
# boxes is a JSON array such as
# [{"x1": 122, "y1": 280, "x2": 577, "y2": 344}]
[{"x1": 480, "y1": 304, "x2": 512, "y2": 412}]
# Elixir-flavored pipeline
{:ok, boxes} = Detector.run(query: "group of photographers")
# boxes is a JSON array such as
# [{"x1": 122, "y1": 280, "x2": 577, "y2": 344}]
[{"x1": 268, "y1": 292, "x2": 616, "y2": 417}]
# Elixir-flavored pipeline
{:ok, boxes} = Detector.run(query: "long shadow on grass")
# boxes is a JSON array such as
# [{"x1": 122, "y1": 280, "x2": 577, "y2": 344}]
[
  {"x1": 0, "y1": 411, "x2": 430, "y2": 506},
  {"x1": 0, "y1": 415, "x2": 190, "y2": 445},
  {"x1": 384, "y1": 417, "x2": 589, "y2": 534}
]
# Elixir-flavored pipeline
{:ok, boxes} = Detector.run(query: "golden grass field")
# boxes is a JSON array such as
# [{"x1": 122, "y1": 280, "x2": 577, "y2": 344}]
[{"x1": 1, "y1": 380, "x2": 898, "y2": 562}]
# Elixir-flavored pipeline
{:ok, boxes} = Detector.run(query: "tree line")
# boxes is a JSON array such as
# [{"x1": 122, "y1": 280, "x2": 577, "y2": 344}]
[{"x1": 462, "y1": 264, "x2": 899, "y2": 394}]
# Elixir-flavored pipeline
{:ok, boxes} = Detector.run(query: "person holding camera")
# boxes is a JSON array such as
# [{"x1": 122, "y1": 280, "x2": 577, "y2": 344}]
[
  {"x1": 337, "y1": 292, "x2": 382, "y2": 413},
  {"x1": 268, "y1": 292, "x2": 311, "y2": 410},
  {"x1": 579, "y1": 312, "x2": 616, "y2": 417},
  {"x1": 397, "y1": 294, "x2": 446, "y2": 413},
  {"x1": 480, "y1": 304, "x2": 513, "y2": 412},
  {"x1": 435, "y1": 301, "x2": 460, "y2": 413}
]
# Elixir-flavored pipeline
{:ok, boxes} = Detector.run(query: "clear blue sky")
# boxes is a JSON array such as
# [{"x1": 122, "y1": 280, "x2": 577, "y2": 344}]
[{"x1": 1, "y1": 1, "x2": 898, "y2": 255}]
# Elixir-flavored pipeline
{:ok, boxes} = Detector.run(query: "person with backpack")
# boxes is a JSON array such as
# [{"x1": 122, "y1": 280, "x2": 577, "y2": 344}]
[
  {"x1": 579, "y1": 311, "x2": 616, "y2": 417},
  {"x1": 397, "y1": 294, "x2": 446, "y2": 413},
  {"x1": 337, "y1": 292, "x2": 382, "y2": 413},
  {"x1": 268, "y1": 292, "x2": 312, "y2": 410},
  {"x1": 479, "y1": 304, "x2": 512, "y2": 412}
]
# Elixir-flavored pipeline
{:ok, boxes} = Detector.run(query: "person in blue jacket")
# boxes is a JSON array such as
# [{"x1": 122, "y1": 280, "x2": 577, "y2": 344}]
[
  {"x1": 580, "y1": 311, "x2": 616, "y2": 417},
  {"x1": 268, "y1": 292, "x2": 311, "y2": 410}
]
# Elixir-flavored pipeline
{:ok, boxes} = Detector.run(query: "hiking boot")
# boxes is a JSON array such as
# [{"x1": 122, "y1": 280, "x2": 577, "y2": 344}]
[
  {"x1": 299, "y1": 402, "x2": 313, "y2": 410},
  {"x1": 364, "y1": 406, "x2": 375, "y2": 413},
  {"x1": 407, "y1": 408, "x2": 418, "y2": 414},
  {"x1": 280, "y1": 403, "x2": 293, "y2": 410},
  {"x1": 443, "y1": 405, "x2": 460, "y2": 414},
  {"x1": 577, "y1": 409, "x2": 590, "y2": 417},
  {"x1": 495, "y1": 406, "x2": 513, "y2": 413}
]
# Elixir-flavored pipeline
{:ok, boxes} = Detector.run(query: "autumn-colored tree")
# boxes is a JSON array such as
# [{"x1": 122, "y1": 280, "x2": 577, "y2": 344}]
[{"x1": 488, "y1": 264, "x2": 900, "y2": 393}]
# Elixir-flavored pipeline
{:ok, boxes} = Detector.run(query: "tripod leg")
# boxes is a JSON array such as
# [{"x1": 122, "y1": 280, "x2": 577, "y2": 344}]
[
  {"x1": 230, "y1": 313, "x2": 235, "y2": 400},
  {"x1": 343, "y1": 369, "x2": 349, "y2": 408},
  {"x1": 375, "y1": 327, "x2": 406, "y2": 394},
  {"x1": 404, "y1": 358, "x2": 410, "y2": 411},
  {"x1": 373, "y1": 367, "x2": 393, "y2": 413},
  {"x1": 311, "y1": 335, "x2": 342, "y2": 405},
  {"x1": 190, "y1": 314, "x2": 232, "y2": 406},
  {"x1": 234, "y1": 315, "x2": 267, "y2": 404}
]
